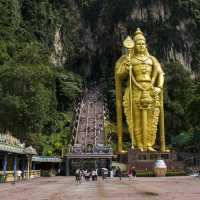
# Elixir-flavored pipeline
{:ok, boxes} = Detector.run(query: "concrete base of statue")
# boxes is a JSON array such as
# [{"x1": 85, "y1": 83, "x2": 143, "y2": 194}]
[
  {"x1": 154, "y1": 159, "x2": 167, "y2": 176},
  {"x1": 127, "y1": 149, "x2": 183, "y2": 171}
]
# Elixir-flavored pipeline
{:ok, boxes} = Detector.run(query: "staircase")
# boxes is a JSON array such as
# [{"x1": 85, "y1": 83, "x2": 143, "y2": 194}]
[{"x1": 71, "y1": 87, "x2": 109, "y2": 153}]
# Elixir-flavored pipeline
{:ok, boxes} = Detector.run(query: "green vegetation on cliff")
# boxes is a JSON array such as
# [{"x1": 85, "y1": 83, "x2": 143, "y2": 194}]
[{"x1": 0, "y1": 64, "x2": 82, "y2": 155}]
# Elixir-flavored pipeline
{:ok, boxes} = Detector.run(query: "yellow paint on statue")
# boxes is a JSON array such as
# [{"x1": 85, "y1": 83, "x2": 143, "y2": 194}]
[{"x1": 115, "y1": 28, "x2": 166, "y2": 153}]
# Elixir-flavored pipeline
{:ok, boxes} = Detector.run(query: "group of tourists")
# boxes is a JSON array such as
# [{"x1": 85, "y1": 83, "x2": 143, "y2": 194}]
[
  {"x1": 75, "y1": 166, "x2": 137, "y2": 184},
  {"x1": 75, "y1": 169, "x2": 98, "y2": 184}
]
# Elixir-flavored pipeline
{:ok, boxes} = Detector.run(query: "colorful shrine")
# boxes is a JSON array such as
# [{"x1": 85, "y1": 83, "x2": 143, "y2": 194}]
[{"x1": 0, "y1": 133, "x2": 38, "y2": 182}]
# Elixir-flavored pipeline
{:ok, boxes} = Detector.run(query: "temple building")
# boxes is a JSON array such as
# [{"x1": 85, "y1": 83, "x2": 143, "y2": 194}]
[
  {"x1": 0, "y1": 132, "x2": 38, "y2": 182},
  {"x1": 32, "y1": 156, "x2": 62, "y2": 176}
]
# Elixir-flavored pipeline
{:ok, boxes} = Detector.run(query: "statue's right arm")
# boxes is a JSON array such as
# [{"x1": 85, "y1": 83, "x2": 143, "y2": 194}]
[{"x1": 115, "y1": 55, "x2": 129, "y2": 79}]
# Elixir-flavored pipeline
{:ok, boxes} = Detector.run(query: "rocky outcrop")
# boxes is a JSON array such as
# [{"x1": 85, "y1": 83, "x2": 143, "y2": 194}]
[
  {"x1": 50, "y1": 27, "x2": 66, "y2": 67},
  {"x1": 66, "y1": 0, "x2": 198, "y2": 77}
]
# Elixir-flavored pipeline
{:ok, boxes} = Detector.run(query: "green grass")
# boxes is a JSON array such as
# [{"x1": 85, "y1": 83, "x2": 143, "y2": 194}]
[{"x1": 134, "y1": 170, "x2": 186, "y2": 177}]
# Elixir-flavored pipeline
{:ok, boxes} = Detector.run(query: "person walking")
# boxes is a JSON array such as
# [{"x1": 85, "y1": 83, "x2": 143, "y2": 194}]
[
  {"x1": 94, "y1": 169, "x2": 98, "y2": 181},
  {"x1": 83, "y1": 169, "x2": 87, "y2": 181},
  {"x1": 75, "y1": 169, "x2": 81, "y2": 184},
  {"x1": 85, "y1": 170, "x2": 91, "y2": 181},
  {"x1": 21, "y1": 168, "x2": 25, "y2": 181},
  {"x1": 110, "y1": 168, "x2": 114, "y2": 179},
  {"x1": 117, "y1": 167, "x2": 122, "y2": 181},
  {"x1": 57, "y1": 168, "x2": 61, "y2": 176},
  {"x1": 131, "y1": 166, "x2": 136, "y2": 181},
  {"x1": 102, "y1": 168, "x2": 105, "y2": 180},
  {"x1": 128, "y1": 166, "x2": 132, "y2": 181},
  {"x1": 92, "y1": 169, "x2": 96, "y2": 181},
  {"x1": 16, "y1": 170, "x2": 22, "y2": 182}
]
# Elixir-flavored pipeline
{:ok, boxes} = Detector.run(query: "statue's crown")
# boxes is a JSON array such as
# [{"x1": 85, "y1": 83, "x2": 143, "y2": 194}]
[{"x1": 133, "y1": 28, "x2": 146, "y2": 42}]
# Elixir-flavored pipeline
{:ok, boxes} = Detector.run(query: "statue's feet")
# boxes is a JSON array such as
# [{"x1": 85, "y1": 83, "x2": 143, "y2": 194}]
[
  {"x1": 147, "y1": 146, "x2": 157, "y2": 152},
  {"x1": 119, "y1": 150, "x2": 127, "y2": 154},
  {"x1": 138, "y1": 147, "x2": 144, "y2": 152}
]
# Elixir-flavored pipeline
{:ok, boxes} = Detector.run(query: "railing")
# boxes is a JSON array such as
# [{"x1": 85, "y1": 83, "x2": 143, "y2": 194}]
[{"x1": 0, "y1": 170, "x2": 41, "y2": 182}]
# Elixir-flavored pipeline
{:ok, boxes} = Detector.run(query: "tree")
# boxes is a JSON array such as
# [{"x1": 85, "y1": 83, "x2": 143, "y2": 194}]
[
  {"x1": 187, "y1": 81, "x2": 200, "y2": 132},
  {"x1": 164, "y1": 61, "x2": 194, "y2": 137},
  {"x1": 54, "y1": 68, "x2": 82, "y2": 112},
  {"x1": 172, "y1": 132, "x2": 192, "y2": 151},
  {"x1": 0, "y1": 64, "x2": 56, "y2": 137}
]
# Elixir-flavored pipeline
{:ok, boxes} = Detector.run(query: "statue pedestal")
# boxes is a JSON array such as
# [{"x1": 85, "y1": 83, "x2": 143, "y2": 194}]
[{"x1": 128, "y1": 149, "x2": 183, "y2": 171}]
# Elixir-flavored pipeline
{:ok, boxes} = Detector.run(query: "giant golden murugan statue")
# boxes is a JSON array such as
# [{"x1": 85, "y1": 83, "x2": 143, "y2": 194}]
[{"x1": 115, "y1": 28, "x2": 166, "y2": 153}]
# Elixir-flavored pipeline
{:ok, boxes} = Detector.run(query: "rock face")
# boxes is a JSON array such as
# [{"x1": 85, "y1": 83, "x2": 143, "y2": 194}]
[
  {"x1": 59, "y1": 0, "x2": 199, "y2": 78},
  {"x1": 1, "y1": 1, "x2": 200, "y2": 78},
  {"x1": 50, "y1": 27, "x2": 66, "y2": 67}
]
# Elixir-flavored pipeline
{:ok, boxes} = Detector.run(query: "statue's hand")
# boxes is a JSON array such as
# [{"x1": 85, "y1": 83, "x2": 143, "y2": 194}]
[
  {"x1": 125, "y1": 60, "x2": 131, "y2": 71},
  {"x1": 144, "y1": 84, "x2": 153, "y2": 91}
]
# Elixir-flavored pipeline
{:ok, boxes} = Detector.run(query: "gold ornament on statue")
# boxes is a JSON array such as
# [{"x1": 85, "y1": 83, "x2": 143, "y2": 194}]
[{"x1": 115, "y1": 28, "x2": 166, "y2": 153}]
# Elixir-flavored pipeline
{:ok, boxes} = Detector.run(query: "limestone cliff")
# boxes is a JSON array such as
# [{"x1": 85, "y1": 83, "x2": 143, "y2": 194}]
[
  {"x1": 63, "y1": 0, "x2": 200, "y2": 79},
  {"x1": 1, "y1": 0, "x2": 200, "y2": 78}
]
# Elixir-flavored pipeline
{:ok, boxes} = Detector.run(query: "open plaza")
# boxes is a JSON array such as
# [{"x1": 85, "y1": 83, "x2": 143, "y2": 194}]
[{"x1": 0, "y1": 176, "x2": 200, "y2": 200}]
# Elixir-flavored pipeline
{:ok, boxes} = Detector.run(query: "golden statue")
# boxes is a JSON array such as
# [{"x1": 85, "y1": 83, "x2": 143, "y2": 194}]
[{"x1": 115, "y1": 28, "x2": 166, "y2": 153}]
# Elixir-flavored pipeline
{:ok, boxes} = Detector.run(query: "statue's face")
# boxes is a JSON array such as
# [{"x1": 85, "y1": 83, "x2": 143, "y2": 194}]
[{"x1": 135, "y1": 39, "x2": 146, "y2": 54}]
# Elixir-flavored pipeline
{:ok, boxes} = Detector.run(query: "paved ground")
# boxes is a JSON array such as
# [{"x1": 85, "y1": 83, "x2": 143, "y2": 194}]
[{"x1": 0, "y1": 176, "x2": 199, "y2": 200}]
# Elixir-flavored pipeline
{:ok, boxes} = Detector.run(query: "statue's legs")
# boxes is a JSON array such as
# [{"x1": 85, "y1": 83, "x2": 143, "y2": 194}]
[
  {"x1": 147, "y1": 92, "x2": 160, "y2": 151},
  {"x1": 147, "y1": 108, "x2": 156, "y2": 151},
  {"x1": 127, "y1": 109, "x2": 136, "y2": 147},
  {"x1": 123, "y1": 88, "x2": 137, "y2": 147},
  {"x1": 133, "y1": 102, "x2": 143, "y2": 151},
  {"x1": 127, "y1": 89, "x2": 162, "y2": 152}
]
